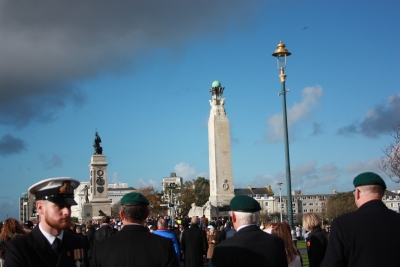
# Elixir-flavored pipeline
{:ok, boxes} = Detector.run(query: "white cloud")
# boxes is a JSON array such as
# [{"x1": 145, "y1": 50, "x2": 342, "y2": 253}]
[
  {"x1": 337, "y1": 93, "x2": 400, "y2": 138},
  {"x1": 345, "y1": 158, "x2": 383, "y2": 175},
  {"x1": 174, "y1": 162, "x2": 209, "y2": 181},
  {"x1": 135, "y1": 179, "x2": 161, "y2": 191},
  {"x1": 251, "y1": 160, "x2": 341, "y2": 194},
  {"x1": 267, "y1": 85, "x2": 323, "y2": 142}
]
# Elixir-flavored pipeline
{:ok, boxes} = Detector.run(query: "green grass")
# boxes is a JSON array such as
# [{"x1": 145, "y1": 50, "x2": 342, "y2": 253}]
[
  {"x1": 301, "y1": 253, "x2": 309, "y2": 267},
  {"x1": 296, "y1": 240, "x2": 309, "y2": 267},
  {"x1": 297, "y1": 240, "x2": 307, "y2": 250}
]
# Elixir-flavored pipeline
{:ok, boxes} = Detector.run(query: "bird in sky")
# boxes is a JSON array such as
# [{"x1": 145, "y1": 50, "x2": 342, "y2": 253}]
[{"x1": 303, "y1": 27, "x2": 308, "y2": 30}]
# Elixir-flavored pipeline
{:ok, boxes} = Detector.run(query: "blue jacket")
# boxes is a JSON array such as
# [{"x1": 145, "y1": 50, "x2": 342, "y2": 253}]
[{"x1": 153, "y1": 230, "x2": 180, "y2": 261}]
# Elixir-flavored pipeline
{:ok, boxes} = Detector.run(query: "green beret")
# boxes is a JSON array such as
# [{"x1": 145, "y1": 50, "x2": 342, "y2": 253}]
[
  {"x1": 120, "y1": 192, "x2": 149, "y2": 206},
  {"x1": 230, "y1": 195, "x2": 261, "y2": 212},
  {"x1": 353, "y1": 172, "x2": 386, "y2": 190},
  {"x1": 81, "y1": 224, "x2": 86, "y2": 227}
]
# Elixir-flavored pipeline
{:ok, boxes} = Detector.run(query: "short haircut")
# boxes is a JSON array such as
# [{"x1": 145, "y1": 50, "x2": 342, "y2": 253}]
[
  {"x1": 76, "y1": 225, "x2": 82, "y2": 233},
  {"x1": 359, "y1": 185, "x2": 384, "y2": 196},
  {"x1": 233, "y1": 211, "x2": 260, "y2": 225},
  {"x1": 120, "y1": 205, "x2": 149, "y2": 223},
  {"x1": 102, "y1": 216, "x2": 111, "y2": 224},
  {"x1": 302, "y1": 212, "x2": 321, "y2": 231},
  {"x1": 191, "y1": 216, "x2": 198, "y2": 224},
  {"x1": 157, "y1": 218, "x2": 168, "y2": 229}
]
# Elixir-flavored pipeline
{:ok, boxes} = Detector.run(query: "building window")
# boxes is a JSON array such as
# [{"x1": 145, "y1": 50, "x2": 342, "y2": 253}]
[
  {"x1": 309, "y1": 203, "x2": 313, "y2": 206},
  {"x1": 303, "y1": 203, "x2": 307, "y2": 206},
  {"x1": 303, "y1": 209, "x2": 307, "y2": 213},
  {"x1": 264, "y1": 202, "x2": 269, "y2": 206}
]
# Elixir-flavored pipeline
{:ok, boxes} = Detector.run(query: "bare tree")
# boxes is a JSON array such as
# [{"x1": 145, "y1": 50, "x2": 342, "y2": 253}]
[
  {"x1": 377, "y1": 125, "x2": 400, "y2": 183},
  {"x1": 111, "y1": 201, "x2": 121, "y2": 219},
  {"x1": 325, "y1": 192, "x2": 357, "y2": 223}
]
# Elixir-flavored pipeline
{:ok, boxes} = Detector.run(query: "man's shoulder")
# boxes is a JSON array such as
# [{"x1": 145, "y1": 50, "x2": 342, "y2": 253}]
[{"x1": 153, "y1": 230, "x2": 175, "y2": 239}]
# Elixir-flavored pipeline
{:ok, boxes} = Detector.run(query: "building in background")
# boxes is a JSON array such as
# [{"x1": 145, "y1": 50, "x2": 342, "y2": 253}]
[
  {"x1": 72, "y1": 181, "x2": 136, "y2": 222},
  {"x1": 162, "y1": 172, "x2": 183, "y2": 216}
]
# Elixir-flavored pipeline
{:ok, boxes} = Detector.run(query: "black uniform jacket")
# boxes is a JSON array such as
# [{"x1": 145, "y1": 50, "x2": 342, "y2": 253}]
[
  {"x1": 180, "y1": 224, "x2": 208, "y2": 267},
  {"x1": 306, "y1": 226, "x2": 327, "y2": 267},
  {"x1": 212, "y1": 225, "x2": 288, "y2": 267},
  {"x1": 90, "y1": 224, "x2": 179, "y2": 267},
  {"x1": 320, "y1": 200, "x2": 400, "y2": 267},
  {"x1": 4, "y1": 224, "x2": 89, "y2": 267}
]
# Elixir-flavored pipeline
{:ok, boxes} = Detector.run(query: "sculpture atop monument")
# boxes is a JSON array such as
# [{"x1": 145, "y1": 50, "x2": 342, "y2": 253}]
[
  {"x1": 93, "y1": 131, "x2": 103, "y2": 154},
  {"x1": 84, "y1": 185, "x2": 89, "y2": 203}
]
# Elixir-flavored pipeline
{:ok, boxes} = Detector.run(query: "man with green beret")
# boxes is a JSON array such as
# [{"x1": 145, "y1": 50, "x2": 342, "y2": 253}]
[
  {"x1": 90, "y1": 192, "x2": 179, "y2": 267},
  {"x1": 212, "y1": 195, "x2": 287, "y2": 267},
  {"x1": 321, "y1": 172, "x2": 400, "y2": 267}
]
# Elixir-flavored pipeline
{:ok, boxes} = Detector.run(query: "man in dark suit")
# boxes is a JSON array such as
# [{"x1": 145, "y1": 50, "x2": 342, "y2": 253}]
[
  {"x1": 212, "y1": 195, "x2": 287, "y2": 267},
  {"x1": 180, "y1": 216, "x2": 208, "y2": 267},
  {"x1": 5, "y1": 177, "x2": 89, "y2": 267},
  {"x1": 93, "y1": 216, "x2": 114, "y2": 242},
  {"x1": 320, "y1": 172, "x2": 400, "y2": 267},
  {"x1": 90, "y1": 192, "x2": 179, "y2": 267}
]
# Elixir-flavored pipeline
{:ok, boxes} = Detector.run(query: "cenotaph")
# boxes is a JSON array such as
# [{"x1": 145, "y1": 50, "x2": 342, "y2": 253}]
[
  {"x1": 82, "y1": 132, "x2": 112, "y2": 223},
  {"x1": 189, "y1": 81, "x2": 235, "y2": 219}
]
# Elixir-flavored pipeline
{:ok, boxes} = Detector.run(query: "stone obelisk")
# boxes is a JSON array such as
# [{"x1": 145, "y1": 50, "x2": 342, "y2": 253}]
[
  {"x1": 208, "y1": 80, "x2": 235, "y2": 207},
  {"x1": 82, "y1": 132, "x2": 111, "y2": 223}
]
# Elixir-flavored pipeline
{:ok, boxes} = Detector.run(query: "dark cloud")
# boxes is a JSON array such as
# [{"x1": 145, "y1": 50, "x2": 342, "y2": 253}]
[
  {"x1": 39, "y1": 154, "x2": 63, "y2": 170},
  {"x1": 311, "y1": 122, "x2": 324, "y2": 136},
  {"x1": 0, "y1": 134, "x2": 27, "y2": 156},
  {"x1": 337, "y1": 94, "x2": 400, "y2": 138},
  {"x1": 0, "y1": 0, "x2": 261, "y2": 127}
]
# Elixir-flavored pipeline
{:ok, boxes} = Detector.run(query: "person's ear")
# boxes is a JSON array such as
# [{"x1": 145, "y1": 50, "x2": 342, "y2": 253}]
[{"x1": 232, "y1": 211, "x2": 237, "y2": 223}]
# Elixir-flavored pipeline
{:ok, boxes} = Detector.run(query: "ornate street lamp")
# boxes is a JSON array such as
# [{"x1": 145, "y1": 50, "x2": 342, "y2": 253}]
[{"x1": 272, "y1": 41, "x2": 294, "y2": 232}]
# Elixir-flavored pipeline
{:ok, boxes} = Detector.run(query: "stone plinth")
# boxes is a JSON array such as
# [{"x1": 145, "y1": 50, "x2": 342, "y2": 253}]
[{"x1": 82, "y1": 202, "x2": 112, "y2": 223}]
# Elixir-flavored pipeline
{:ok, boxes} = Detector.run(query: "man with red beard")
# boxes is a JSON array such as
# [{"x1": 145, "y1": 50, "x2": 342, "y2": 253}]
[{"x1": 5, "y1": 177, "x2": 89, "y2": 267}]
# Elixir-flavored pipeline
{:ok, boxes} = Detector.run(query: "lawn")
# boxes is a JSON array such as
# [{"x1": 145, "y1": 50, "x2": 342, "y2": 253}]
[{"x1": 296, "y1": 240, "x2": 309, "y2": 267}]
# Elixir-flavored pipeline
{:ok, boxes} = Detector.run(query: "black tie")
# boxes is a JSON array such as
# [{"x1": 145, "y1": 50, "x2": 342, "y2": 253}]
[{"x1": 53, "y1": 237, "x2": 61, "y2": 256}]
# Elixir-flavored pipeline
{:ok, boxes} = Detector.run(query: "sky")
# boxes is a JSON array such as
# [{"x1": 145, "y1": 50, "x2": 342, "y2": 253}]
[{"x1": 0, "y1": 0, "x2": 399, "y2": 221}]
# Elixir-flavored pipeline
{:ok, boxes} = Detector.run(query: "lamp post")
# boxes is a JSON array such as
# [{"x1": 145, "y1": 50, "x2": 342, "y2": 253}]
[
  {"x1": 277, "y1": 182, "x2": 283, "y2": 222},
  {"x1": 248, "y1": 185, "x2": 255, "y2": 198},
  {"x1": 169, "y1": 183, "x2": 176, "y2": 226},
  {"x1": 272, "y1": 41, "x2": 294, "y2": 232}
]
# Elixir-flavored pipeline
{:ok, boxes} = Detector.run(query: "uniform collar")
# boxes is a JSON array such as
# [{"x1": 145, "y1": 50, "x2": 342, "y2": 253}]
[{"x1": 38, "y1": 223, "x2": 64, "y2": 245}]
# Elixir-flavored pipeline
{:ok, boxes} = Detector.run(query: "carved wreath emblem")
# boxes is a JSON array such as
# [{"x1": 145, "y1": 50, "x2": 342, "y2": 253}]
[{"x1": 59, "y1": 181, "x2": 72, "y2": 194}]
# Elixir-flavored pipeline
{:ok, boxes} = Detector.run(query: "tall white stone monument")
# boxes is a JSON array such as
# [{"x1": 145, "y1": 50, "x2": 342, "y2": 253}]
[
  {"x1": 189, "y1": 80, "x2": 235, "y2": 219},
  {"x1": 82, "y1": 132, "x2": 111, "y2": 223},
  {"x1": 208, "y1": 80, "x2": 235, "y2": 207}
]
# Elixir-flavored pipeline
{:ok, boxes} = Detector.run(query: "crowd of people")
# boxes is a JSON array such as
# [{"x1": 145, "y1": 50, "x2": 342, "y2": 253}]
[{"x1": 0, "y1": 172, "x2": 399, "y2": 266}]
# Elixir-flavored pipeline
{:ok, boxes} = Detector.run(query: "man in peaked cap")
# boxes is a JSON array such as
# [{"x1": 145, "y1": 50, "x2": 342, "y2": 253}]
[
  {"x1": 90, "y1": 192, "x2": 179, "y2": 267},
  {"x1": 212, "y1": 195, "x2": 287, "y2": 267},
  {"x1": 5, "y1": 177, "x2": 89, "y2": 267},
  {"x1": 321, "y1": 172, "x2": 400, "y2": 267}
]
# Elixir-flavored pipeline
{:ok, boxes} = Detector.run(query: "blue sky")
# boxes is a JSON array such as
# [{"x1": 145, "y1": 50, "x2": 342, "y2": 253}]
[{"x1": 0, "y1": 0, "x2": 399, "y2": 221}]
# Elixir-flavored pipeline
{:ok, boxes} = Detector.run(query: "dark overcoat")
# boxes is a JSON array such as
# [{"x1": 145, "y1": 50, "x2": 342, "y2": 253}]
[
  {"x1": 90, "y1": 224, "x2": 179, "y2": 267},
  {"x1": 4, "y1": 225, "x2": 89, "y2": 267},
  {"x1": 320, "y1": 200, "x2": 400, "y2": 267},
  {"x1": 212, "y1": 225, "x2": 287, "y2": 267},
  {"x1": 180, "y1": 224, "x2": 208, "y2": 267},
  {"x1": 306, "y1": 226, "x2": 327, "y2": 267}
]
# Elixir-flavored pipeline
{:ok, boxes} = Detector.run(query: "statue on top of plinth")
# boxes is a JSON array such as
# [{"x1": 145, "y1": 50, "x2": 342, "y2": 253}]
[{"x1": 93, "y1": 131, "x2": 103, "y2": 154}]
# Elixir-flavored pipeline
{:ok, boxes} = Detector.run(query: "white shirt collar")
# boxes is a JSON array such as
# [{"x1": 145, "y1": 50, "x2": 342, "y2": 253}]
[
  {"x1": 236, "y1": 224, "x2": 256, "y2": 232},
  {"x1": 38, "y1": 223, "x2": 64, "y2": 245}
]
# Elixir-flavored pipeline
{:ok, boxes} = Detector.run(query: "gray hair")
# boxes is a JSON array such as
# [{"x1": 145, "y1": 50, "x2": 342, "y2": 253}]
[
  {"x1": 233, "y1": 211, "x2": 260, "y2": 225},
  {"x1": 157, "y1": 218, "x2": 168, "y2": 228}
]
